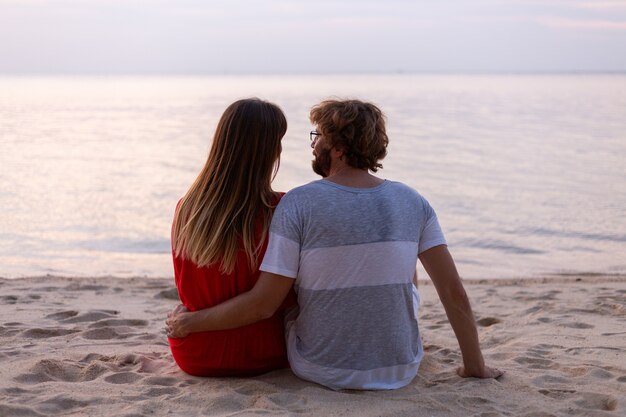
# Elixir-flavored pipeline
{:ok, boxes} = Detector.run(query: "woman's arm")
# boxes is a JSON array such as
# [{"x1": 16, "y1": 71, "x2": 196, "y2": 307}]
[
  {"x1": 419, "y1": 244, "x2": 503, "y2": 379},
  {"x1": 165, "y1": 272, "x2": 294, "y2": 338}
]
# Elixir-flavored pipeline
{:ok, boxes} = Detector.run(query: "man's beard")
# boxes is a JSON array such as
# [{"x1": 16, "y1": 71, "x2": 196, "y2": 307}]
[{"x1": 312, "y1": 147, "x2": 332, "y2": 177}]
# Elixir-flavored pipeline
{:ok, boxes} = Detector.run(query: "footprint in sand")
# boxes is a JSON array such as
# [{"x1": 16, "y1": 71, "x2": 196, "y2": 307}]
[
  {"x1": 45, "y1": 310, "x2": 79, "y2": 320},
  {"x1": 142, "y1": 376, "x2": 179, "y2": 386},
  {"x1": 432, "y1": 347, "x2": 460, "y2": 364},
  {"x1": 574, "y1": 392, "x2": 618, "y2": 411},
  {"x1": 177, "y1": 379, "x2": 201, "y2": 387},
  {"x1": 476, "y1": 317, "x2": 501, "y2": 327},
  {"x1": 233, "y1": 381, "x2": 279, "y2": 397},
  {"x1": 87, "y1": 319, "x2": 148, "y2": 328},
  {"x1": 81, "y1": 327, "x2": 128, "y2": 340},
  {"x1": 155, "y1": 288, "x2": 179, "y2": 300},
  {"x1": 14, "y1": 359, "x2": 108, "y2": 384},
  {"x1": 1, "y1": 387, "x2": 31, "y2": 395},
  {"x1": 522, "y1": 305, "x2": 542, "y2": 315},
  {"x1": 209, "y1": 394, "x2": 258, "y2": 414},
  {"x1": 538, "y1": 388, "x2": 576, "y2": 400},
  {"x1": 84, "y1": 352, "x2": 169, "y2": 374},
  {"x1": 558, "y1": 366, "x2": 589, "y2": 378},
  {"x1": 79, "y1": 353, "x2": 107, "y2": 363},
  {"x1": 515, "y1": 357, "x2": 554, "y2": 369},
  {"x1": 135, "y1": 333, "x2": 162, "y2": 342},
  {"x1": 562, "y1": 322, "x2": 594, "y2": 329},
  {"x1": 104, "y1": 372, "x2": 143, "y2": 384},
  {"x1": 0, "y1": 326, "x2": 21, "y2": 337},
  {"x1": 0, "y1": 404, "x2": 44, "y2": 416},
  {"x1": 457, "y1": 395, "x2": 493, "y2": 407},
  {"x1": 589, "y1": 368, "x2": 613, "y2": 379},
  {"x1": 602, "y1": 331, "x2": 626, "y2": 336},
  {"x1": 531, "y1": 374, "x2": 571, "y2": 385},
  {"x1": 520, "y1": 290, "x2": 561, "y2": 302},
  {"x1": 527, "y1": 344, "x2": 567, "y2": 360},
  {"x1": 64, "y1": 283, "x2": 109, "y2": 292},
  {"x1": 36, "y1": 396, "x2": 93, "y2": 415},
  {"x1": 142, "y1": 387, "x2": 180, "y2": 397},
  {"x1": 80, "y1": 317, "x2": 149, "y2": 340},
  {"x1": 61, "y1": 310, "x2": 120, "y2": 324},
  {"x1": 1, "y1": 295, "x2": 18, "y2": 304},
  {"x1": 21, "y1": 328, "x2": 81, "y2": 339},
  {"x1": 266, "y1": 392, "x2": 310, "y2": 413}
]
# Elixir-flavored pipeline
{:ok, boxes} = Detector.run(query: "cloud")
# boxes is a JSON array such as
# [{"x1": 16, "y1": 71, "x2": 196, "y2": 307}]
[
  {"x1": 537, "y1": 16, "x2": 626, "y2": 30},
  {"x1": 576, "y1": 1, "x2": 626, "y2": 10}
]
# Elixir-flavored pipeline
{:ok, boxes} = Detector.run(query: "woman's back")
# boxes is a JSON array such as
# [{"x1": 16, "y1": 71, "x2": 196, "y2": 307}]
[
  {"x1": 169, "y1": 195, "x2": 293, "y2": 376},
  {"x1": 167, "y1": 98, "x2": 292, "y2": 376}
]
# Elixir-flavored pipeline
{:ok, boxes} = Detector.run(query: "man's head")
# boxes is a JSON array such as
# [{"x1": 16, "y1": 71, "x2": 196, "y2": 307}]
[{"x1": 310, "y1": 99, "x2": 388, "y2": 176}]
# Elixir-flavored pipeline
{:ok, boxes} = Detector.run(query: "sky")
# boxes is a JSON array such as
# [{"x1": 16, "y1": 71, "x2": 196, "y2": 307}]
[{"x1": 1, "y1": 0, "x2": 625, "y2": 73}]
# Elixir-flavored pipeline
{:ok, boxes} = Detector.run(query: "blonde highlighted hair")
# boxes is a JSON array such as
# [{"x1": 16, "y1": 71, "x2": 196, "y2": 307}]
[{"x1": 172, "y1": 98, "x2": 287, "y2": 274}]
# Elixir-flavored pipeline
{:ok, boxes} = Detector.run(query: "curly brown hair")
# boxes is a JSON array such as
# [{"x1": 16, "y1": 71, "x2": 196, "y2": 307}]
[{"x1": 310, "y1": 99, "x2": 389, "y2": 172}]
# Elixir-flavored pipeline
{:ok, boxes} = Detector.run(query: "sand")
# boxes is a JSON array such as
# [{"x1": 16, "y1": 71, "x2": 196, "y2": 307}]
[{"x1": 0, "y1": 275, "x2": 624, "y2": 417}]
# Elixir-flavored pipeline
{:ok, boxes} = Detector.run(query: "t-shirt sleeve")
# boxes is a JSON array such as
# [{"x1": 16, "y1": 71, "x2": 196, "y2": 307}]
[
  {"x1": 418, "y1": 197, "x2": 447, "y2": 254},
  {"x1": 259, "y1": 197, "x2": 301, "y2": 279}
]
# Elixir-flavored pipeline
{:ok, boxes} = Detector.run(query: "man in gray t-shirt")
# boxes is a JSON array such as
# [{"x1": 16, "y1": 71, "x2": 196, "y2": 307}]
[
  {"x1": 166, "y1": 99, "x2": 502, "y2": 389},
  {"x1": 260, "y1": 179, "x2": 447, "y2": 389}
]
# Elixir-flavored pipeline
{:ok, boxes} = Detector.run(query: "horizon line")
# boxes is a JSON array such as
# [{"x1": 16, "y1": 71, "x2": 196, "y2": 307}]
[{"x1": 1, "y1": 70, "x2": 626, "y2": 76}]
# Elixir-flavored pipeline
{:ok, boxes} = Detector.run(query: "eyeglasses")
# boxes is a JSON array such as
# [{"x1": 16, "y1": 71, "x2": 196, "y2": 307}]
[{"x1": 310, "y1": 131, "x2": 321, "y2": 142}]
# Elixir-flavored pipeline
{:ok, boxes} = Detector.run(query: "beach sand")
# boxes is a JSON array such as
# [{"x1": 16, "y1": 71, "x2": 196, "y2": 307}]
[{"x1": 0, "y1": 275, "x2": 624, "y2": 417}]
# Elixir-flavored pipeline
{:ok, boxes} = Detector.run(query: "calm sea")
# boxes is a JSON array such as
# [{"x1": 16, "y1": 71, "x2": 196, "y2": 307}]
[{"x1": 1, "y1": 74, "x2": 625, "y2": 279}]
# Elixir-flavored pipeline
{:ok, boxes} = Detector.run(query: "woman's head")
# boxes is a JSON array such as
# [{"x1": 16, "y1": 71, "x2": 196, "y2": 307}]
[
  {"x1": 210, "y1": 99, "x2": 287, "y2": 191},
  {"x1": 173, "y1": 98, "x2": 287, "y2": 274}
]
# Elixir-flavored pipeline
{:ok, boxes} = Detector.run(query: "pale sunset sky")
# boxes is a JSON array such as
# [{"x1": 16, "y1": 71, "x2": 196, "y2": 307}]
[{"x1": 1, "y1": 0, "x2": 625, "y2": 73}]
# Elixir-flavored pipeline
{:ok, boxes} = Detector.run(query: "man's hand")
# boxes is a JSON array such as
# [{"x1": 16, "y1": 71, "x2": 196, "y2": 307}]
[
  {"x1": 164, "y1": 272, "x2": 293, "y2": 337},
  {"x1": 419, "y1": 245, "x2": 503, "y2": 380},
  {"x1": 457, "y1": 365, "x2": 504, "y2": 379},
  {"x1": 165, "y1": 304, "x2": 191, "y2": 338}
]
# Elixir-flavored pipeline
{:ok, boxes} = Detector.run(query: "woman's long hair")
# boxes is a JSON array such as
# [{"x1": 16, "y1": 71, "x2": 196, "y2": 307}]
[{"x1": 172, "y1": 98, "x2": 287, "y2": 274}]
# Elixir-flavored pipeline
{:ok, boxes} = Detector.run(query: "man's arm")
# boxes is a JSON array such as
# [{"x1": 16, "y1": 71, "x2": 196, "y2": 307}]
[
  {"x1": 419, "y1": 244, "x2": 502, "y2": 379},
  {"x1": 165, "y1": 272, "x2": 294, "y2": 338}
]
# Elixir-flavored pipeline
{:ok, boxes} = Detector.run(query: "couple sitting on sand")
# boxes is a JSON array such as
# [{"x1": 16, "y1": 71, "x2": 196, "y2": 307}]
[{"x1": 165, "y1": 98, "x2": 502, "y2": 390}]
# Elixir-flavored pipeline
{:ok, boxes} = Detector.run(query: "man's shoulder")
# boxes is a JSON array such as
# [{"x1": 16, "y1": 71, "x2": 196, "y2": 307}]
[
  {"x1": 280, "y1": 180, "x2": 328, "y2": 203},
  {"x1": 287, "y1": 179, "x2": 326, "y2": 193},
  {"x1": 385, "y1": 180, "x2": 424, "y2": 199},
  {"x1": 279, "y1": 179, "x2": 428, "y2": 208}
]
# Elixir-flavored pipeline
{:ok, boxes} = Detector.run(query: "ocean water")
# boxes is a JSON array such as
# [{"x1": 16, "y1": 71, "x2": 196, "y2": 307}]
[{"x1": 1, "y1": 74, "x2": 625, "y2": 279}]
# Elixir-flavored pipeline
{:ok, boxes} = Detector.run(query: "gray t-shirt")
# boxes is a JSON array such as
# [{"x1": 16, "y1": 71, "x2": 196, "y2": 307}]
[{"x1": 260, "y1": 179, "x2": 446, "y2": 390}]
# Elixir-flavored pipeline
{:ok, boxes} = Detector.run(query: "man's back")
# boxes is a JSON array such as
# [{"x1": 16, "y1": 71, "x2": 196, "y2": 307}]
[{"x1": 260, "y1": 179, "x2": 446, "y2": 390}]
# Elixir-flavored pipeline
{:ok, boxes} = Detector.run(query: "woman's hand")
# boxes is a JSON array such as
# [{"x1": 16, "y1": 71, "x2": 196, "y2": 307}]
[{"x1": 165, "y1": 304, "x2": 191, "y2": 338}]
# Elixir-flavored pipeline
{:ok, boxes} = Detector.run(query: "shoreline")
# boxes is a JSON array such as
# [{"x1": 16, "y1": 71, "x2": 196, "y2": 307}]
[
  {"x1": 3, "y1": 273, "x2": 626, "y2": 285},
  {"x1": 1, "y1": 275, "x2": 624, "y2": 416}
]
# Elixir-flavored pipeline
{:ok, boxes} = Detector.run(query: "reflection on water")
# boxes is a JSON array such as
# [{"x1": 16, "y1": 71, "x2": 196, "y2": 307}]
[{"x1": 1, "y1": 74, "x2": 625, "y2": 279}]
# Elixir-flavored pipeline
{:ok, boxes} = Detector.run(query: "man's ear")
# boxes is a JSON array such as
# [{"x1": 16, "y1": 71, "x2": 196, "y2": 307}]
[{"x1": 331, "y1": 147, "x2": 344, "y2": 160}]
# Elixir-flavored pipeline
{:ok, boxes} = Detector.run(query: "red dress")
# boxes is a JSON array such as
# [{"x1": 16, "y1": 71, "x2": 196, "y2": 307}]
[{"x1": 168, "y1": 196, "x2": 294, "y2": 376}]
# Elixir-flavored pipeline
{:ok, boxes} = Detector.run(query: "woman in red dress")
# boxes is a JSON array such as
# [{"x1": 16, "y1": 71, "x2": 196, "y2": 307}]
[{"x1": 166, "y1": 98, "x2": 293, "y2": 376}]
